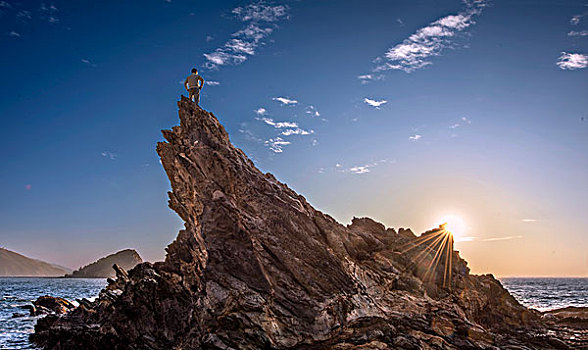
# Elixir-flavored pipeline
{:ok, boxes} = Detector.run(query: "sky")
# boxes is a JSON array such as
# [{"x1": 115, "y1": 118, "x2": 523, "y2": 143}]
[{"x1": 0, "y1": 0, "x2": 586, "y2": 277}]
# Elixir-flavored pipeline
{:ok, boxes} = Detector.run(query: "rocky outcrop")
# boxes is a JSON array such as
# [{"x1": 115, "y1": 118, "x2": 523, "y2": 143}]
[
  {"x1": 65, "y1": 249, "x2": 143, "y2": 278},
  {"x1": 32, "y1": 97, "x2": 576, "y2": 349},
  {"x1": 20, "y1": 296, "x2": 77, "y2": 317},
  {"x1": 0, "y1": 248, "x2": 71, "y2": 277}
]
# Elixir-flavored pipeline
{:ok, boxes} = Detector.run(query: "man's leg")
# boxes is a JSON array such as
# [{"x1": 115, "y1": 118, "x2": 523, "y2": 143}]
[{"x1": 195, "y1": 89, "x2": 200, "y2": 105}]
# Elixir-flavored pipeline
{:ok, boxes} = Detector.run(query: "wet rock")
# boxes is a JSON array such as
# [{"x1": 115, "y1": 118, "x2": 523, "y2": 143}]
[
  {"x1": 12, "y1": 312, "x2": 26, "y2": 318},
  {"x1": 33, "y1": 296, "x2": 76, "y2": 315},
  {"x1": 32, "y1": 97, "x2": 575, "y2": 349}
]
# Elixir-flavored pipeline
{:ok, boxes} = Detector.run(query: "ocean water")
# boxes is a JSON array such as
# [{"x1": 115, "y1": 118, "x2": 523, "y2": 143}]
[
  {"x1": 0, "y1": 278, "x2": 106, "y2": 349},
  {"x1": 500, "y1": 277, "x2": 588, "y2": 312},
  {"x1": 0, "y1": 277, "x2": 586, "y2": 349}
]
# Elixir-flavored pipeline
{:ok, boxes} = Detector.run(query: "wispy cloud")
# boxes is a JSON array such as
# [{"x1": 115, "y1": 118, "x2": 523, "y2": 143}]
[
  {"x1": 205, "y1": 80, "x2": 220, "y2": 86},
  {"x1": 570, "y1": 13, "x2": 587, "y2": 25},
  {"x1": 349, "y1": 165, "x2": 371, "y2": 174},
  {"x1": 459, "y1": 235, "x2": 524, "y2": 242},
  {"x1": 257, "y1": 117, "x2": 313, "y2": 136},
  {"x1": 409, "y1": 134, "x2": 422, "y2": 141},
  {"x1": 40, "y1": 3, "x2": 59, "y2": 24},
  {"x1": 450, "y1": 116, "x2": 472, "y2": 129},
  {"x1": 357, "y1": 74, "x2": 384, "y2": 84},
  {"x1": 482, "y1": 235, "x2": 523, "y2": 242},
  {"x1": 81, "y1": 58, "x2": 97, "y2": 67},
  {"x1": 7, "y1": 31, "x2": 21, "y2": 38},
  {"x1": 305, "y1": 105, "x2": 320, "y2": 117},
  {"x1": 272, "y1": 96, "x2": 298, "y2": 105},
  {"x1": 557, "y1": 52, "x2": 588, "y2": 70},
  {"x1": 568, "y1": 30, "x2": 588, "y2": 37},
  {"x1": 203, "y1": 3, "x2": 288, "y2": 69},
  {"x1": 364, "y1": 97, "x2": 387, "y2": 108},
  {"x1": 255, "y1": 107, "x2": 267, "y2": 116},
  {"x1": 281, "y1": 128, "x2": 313, "y2": 136},
  {"x1": 521, "y1": 219, "x2": 537, "y2": 223},
  {"x1": 264, "y1": 137, "x2": 290, "y2": 153},
  {"x1": 101, "y1": 151, "x2": 117, "y2": 160},
  {"x1": 371, "y1": 0, "x2": 486, "y2": 74},
  {"x1": 232, "y1": 3, "x2": 288, "y2": 22},
  {"x1": 257, "y1": 117, "x2": 297, "y2": 128},
  {"x1": 239, "y1": 124, "x2": 262, "y2": 143},
  {"x1": 342, "y1": 159, "x2": 392, "y2": 175}
]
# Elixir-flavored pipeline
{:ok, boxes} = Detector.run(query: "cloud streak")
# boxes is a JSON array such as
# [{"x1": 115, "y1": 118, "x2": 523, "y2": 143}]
[
  {"x1": 371, "y1": 0, "x2": 486, "y2": 73},
  {"x1": 342, "y1": 160, "x2": 392, "y2": 175},
  {"x1": 459, "y1": 235, "x2": 524, "y2": 242},
  {"x1": 557, "y1": 52, "x2": 588, "y2": 70},
  {"x1": 203, "y1": 3, "x2": 288, "y2": 69},
  {"x1": 101, "y1": 151, "x2": 117, "y2": 160},
  {"x1": 570, "y1": 13, "x2": 587, "y2": 25},
  {"x1": 364, "y1": 97, "x2": 387, "y2": 108},
  {"x1": 264, "y1": 137, "x2": 290, "y2": 153},
  {"x1": 81, "y1": 58, "x2": 97, "y2": 67},
  {"x1": 568, "y1": 30, "x2": 588, "y2": 37},
  {"x1": 272, "y1": 96, "x2": 298, "y2": 105},
  {"x1": 258, "y1": 117, "x2": 297, "y2": 128},
  {"x1": 481, "y1": 235, "x2": 523, "y2": 242}
]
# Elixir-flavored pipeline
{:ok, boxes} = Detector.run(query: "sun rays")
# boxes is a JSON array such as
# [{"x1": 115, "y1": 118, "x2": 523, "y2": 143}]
[{"x1": 400, "y1": 223, "x2": 455, "y2": 289}]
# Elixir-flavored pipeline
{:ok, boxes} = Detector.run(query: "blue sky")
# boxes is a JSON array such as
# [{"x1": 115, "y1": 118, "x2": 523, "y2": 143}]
[{"x1": 1, "y1": 0, "x2": 586, "y2": 276}]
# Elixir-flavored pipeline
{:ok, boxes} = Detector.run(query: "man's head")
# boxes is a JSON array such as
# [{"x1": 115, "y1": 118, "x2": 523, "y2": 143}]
[{"x1": 191, "y1": 68, "x2": 198, "y2": 74}]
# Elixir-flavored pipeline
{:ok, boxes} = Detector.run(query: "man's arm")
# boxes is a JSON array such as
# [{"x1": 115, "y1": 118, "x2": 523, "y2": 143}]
[
  {"x1": 199, "y1": 76, "x2": 205, "y2": 89},
  {"x1": 184, "y1": 77, "x2": 189, "y2": 91}
]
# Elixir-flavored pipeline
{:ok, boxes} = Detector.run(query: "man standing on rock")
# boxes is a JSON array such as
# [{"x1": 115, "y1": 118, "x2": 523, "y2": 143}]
[{"x1": 184, "y1": 68, "x2": 205, "y2": 105}]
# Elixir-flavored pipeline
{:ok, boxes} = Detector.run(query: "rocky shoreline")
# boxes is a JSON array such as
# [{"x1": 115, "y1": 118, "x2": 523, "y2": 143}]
[{"x1": 31, "y1": 97, "x2": 587, "y2": 349}]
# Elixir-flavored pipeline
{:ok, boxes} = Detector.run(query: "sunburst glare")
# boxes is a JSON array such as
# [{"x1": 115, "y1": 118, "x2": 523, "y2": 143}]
[{"x1": 437, "y1": 214, "x2": 468, "y2": 242}]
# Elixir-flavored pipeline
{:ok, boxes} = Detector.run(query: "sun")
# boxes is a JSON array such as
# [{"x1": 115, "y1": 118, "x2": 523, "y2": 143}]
[{"x1": 437, "y1": 214, "x2": 467, "y2": 242}]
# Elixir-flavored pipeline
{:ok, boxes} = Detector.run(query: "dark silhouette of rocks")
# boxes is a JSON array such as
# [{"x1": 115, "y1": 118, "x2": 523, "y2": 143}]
[
  {"x1": 65, "y1": 249, "x2": 142, "y2": 278},
  {"x1": 31, "y1": 97, "x2": 581, "y2": 349},
  {"x1": 0, "y1": 247, "x2": 71, "y2": 277}
]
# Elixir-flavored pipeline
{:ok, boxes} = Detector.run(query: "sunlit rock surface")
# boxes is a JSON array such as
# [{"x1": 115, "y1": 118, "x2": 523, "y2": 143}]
[{"x1": 32, "y1": 97, "x2": 578, "y2": 349}]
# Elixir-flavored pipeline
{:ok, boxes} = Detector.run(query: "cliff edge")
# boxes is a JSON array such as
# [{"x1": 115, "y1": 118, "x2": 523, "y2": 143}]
[{"x1": 32, "y1": 97, "x2": 574, "y2": 349}]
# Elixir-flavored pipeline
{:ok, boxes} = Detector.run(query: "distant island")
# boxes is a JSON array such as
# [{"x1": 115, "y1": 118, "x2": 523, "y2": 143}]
[
  {"x1": 0, "y1": 248, "x2": 72, "y2": 277},
  {"x1": 65, "y1": 249, "x2": 142, "y2": 278}
]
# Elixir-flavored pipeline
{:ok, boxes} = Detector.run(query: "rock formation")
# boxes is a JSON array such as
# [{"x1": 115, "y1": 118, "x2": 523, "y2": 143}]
[
  {"x1": 0, "y1": 247, "x2": 71, "y2": 277},
  {"x1": 27, "y1": 296, "x2": 77, "y2": 316},
  {"x1": 32, "y1": 97, "x2": 577, "y2": 349},
  {"x1": 65, "y1": 249, "x2": 143, "y2": 278}
]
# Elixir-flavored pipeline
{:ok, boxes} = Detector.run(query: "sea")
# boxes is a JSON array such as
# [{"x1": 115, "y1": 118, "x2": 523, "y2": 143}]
[{"x1": 0, "y1": 277, "x2": 586, "y2": 349}]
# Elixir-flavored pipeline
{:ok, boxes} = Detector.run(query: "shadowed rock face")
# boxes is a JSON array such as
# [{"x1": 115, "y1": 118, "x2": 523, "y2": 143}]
[
  {"x1": 65, "y1": 249, "x2": 143, "y2": 278},
  {"x1": 32, "y1": 97, "x2": 572, "y2": 349}
]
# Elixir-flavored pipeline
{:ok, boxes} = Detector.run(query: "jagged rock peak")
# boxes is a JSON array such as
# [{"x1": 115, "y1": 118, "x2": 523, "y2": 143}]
[{"x1": 32, "y1": 97, "x2": 573, "y2": 349}]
